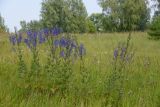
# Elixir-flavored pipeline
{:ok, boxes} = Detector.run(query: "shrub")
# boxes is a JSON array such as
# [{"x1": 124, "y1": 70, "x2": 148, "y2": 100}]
[
  {"x1": 9, "y1": 27, "x2": 86, "y2": 97},
  {"x1": 148, "y1": 16, "x2": 160, "y2": 39}
]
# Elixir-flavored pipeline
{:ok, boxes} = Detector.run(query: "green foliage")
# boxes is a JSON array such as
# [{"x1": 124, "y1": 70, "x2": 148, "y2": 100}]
[
  {"x1": 148, "y1": 16, "x2": 160, "y2": 39},
  {"x1": 0, "y1": 14, "x2": 7, "y2": 32},
  {"x1": 89, "y1": 13, "x2": 104, "y2": 32},
  {"x1": 27, "y1": 20, "x2": 42, "y2": 31},
  {"x1": 20, "y1": 20, "x2": 42, "y2": 32},
  {"x1": 1, "y1": 32, "x2": 160, "y2": 106},
  {"x1": 41, "y1": 0, "x2": 88, "y2": 33},
  {"x1": 86, "y1": 19, "x2": 96, "y2": 33},
  {"x1": 98, "y1": 0, "x2": 150, "y2": 31},
  {"x1": 20, "y1": 21, "x2": 27, "y2": 32},
  {"x1": 102, "y1": 15, "x2": 118, "y2": 32},
  {"x1": 153, "y1": 0, "x2": 160, "y2": 17}
]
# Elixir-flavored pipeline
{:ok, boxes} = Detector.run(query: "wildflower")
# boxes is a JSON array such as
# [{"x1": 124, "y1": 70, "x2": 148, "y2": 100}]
[
  {"x1": 17, "y1": 34, "x2": 22, "y2": 44},
  {"x1": 60, "y1": 50, "x2": 65, "y2": 57},
  {"x1": 9, "y1": 35, "x2": 16, "y2": 45},
  {"x1": 38, "y1": 32, "x2": 45, "y2": 44},
  {"x1": 68, "y1": 41, "x2": 77, "y2": 55},
  {"x1": 33, "y1": 32, "x2": 38, "y2": 40},
  {"x1": 43, "y1": 28, "x2": 50, "y2": 35},
  {"x1": 32, "y1": 39, "x2": 37, "y2": 48},
  {"x1": 54, "y1": 40, "x2": 59, "y2": 47},
  {"x1": 79, "y1": 44, "x2": 86, "y2": 56},
  {"x1": 26, "y1": 30, "x2": 33, "y2": 37},
  {"x1": 9, "y1": 34, "x2": 23, "y2": 45},
  {"x1": 24, "y1": 38, "x2": 30, "y2": 48},
  {"x1": 51, "y1": 27, "x2": 60, "y2": 36},
  {"x1": 114, "y1": 48, "x2": 118, "y2": 59},
  {"x1": 120, "y1": 47, "x2": 126, "y2": 60},
  {"x1": 60, "y1": 37, "x2": 67, "y2": 47}
]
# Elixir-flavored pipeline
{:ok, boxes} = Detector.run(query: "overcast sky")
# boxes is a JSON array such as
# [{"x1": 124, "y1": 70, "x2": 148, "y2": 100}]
[{"x1": 0, "y1": 0, "x2": 102, "y2": 31}]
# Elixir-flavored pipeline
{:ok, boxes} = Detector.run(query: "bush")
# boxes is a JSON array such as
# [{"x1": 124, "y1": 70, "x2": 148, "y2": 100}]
[
  {"x1": 86, "y1": 20, "x2": 96, "y2": 33},
  {"x1": 9, "y1": 28, "x2": 86, "y2": 97},
  {"x1": 148, "y1": 16, "x2": 160, "y2": 39}
]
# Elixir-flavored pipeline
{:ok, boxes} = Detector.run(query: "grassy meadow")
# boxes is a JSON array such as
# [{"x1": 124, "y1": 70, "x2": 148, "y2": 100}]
[{"x1": 0, "y1": 32, "x2": 160, "y2": 107}]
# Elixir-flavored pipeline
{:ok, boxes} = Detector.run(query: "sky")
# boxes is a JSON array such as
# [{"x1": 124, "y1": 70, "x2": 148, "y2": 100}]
[{"x1": 0, "y1": 0, "x2": 102, "y2": 31}]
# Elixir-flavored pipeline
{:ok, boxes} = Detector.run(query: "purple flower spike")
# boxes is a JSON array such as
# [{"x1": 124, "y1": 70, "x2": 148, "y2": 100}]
[
  {"x1": 26, "y1": 30, "x2": 33, "y2": 37},
  {"x1": 60, "y1": 50, "x2": 65, "y2": 57},
  {"x1": 38, "y1": 32, "x2": 45, "y2": 44},
  {"x1": 43, "y1": 28, "x2": 49, "y2": 35},
  {"x1": 60, "y1": 38, "x2": 67, "y2": 47},
  {"x1": 9, "y1": 35, "x2": 16, "y2": 45},
  {"x1": 114, "y1": 48, "x2": 118, "y2": 59},
  {"x1": 32, "y1": 40, "x2": 37, "y2": 48},
  {"x1": 54, "y1": 40, "x2": 59, "y2": 47},
  {"x1": 17, "y1": 35, "x2": 22, "y2": 44},
  {"x1": 24, "y1": 39, "x2": 30, "y2": 48},
  {"x1": 33, "y1": 32, "x2": 38, "y2": 39},
  {"x1": 79, "y1": 44, "x2": 86, "y2": 56},
  {"x1": 120, "y1": 47, "x2": 126, "y2": 59},
  {"x1": 52, "y1": 27, "x2": 60, "y2": 36}
]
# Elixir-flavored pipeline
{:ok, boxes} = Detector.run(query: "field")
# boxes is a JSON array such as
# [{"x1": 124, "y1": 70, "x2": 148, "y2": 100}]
[{"x1": 0, "y1": 32, "x2": 160, "y2": 107}]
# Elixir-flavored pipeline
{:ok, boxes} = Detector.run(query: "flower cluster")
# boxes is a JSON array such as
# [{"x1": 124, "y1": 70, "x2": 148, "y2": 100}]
[
  {"x1": 24, "y1": 31, "x2": 46, "y2": 49},
  {"x1": 9, "y1": 33, "x2": 22, "y2": 45},
  {"x1": 9, "y1": 27, "x2": 86, "y2": 58},
  {"x1": 9, "y1": 27, "x2": 86, "y2": 95},
  {"x1": 113, "y1": 43, "x2": 134, "y2": 63},
  {"x1": 52, "y1": 37, "x2": 86, "y2": 58}
]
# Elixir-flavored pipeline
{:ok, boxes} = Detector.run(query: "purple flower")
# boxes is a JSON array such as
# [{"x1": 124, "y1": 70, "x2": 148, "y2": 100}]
[
  {"x1": 33, "y1": 32, "x2": 38, "y2": 40},
  {"x1": 32, "y1": 40, "x2": 37, "y2": 48},
  {"x1": 9, "y1": 35, "x2": 16, "y2": 45},
  {"x1": 43, "y1": 28, "x2": 50, "y2": 35},
  {"x1": 24, "y1": 39, "x2": 30, "y2": 48},
  {"x1": 17, "y1": 35, "x2": 22, "y2": 44},
  {"x1": 26, "y1": 30, "x2": 33, "y2": 37},
  {"x1": 24, "y1": 31, "x2": 38, "y2": 49},
  {"x1": 60, "y1": 50, "x2": 65, "y2": 57},
  {"x1": 60, "y1": 38, "x2": 67, "y2": 47},
  {"x1": 54, "y1": 40, "x2": 59, "y2": 47},
  {"x1": 51, "y1": 27, "x2": 60, "y2": 36},
  {"x1": 120, "y1": 47, "x2": 126, "y2": 59},
  {"x1": 114, "y1": 48, "x2": 118, "y2": 59},
  {"x1": 38, "y1": 32, "x2": 45, "y2": 44},
  {"x1": 9, "y1": 34, "x2": 23, "y2": 45},
  {"x1": 79, "y1": 44, "x2": 86, "y2": 56}
]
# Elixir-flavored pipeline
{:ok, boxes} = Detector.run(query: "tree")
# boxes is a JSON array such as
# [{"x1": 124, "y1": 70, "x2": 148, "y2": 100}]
[
  {"x1": 89, "y1": 13, "x2": 104, "y2": 32},
  {"x1": 148, "y1": 16, "x2": 160, "y2": 39},
  {"x1": 86, "y1": 19, "x2": 96, "y2": 33},
  {"x1": 40, "y1": 0, "x2": 88, "y2": 33},
  {"x1": 102, "y1": 15, "x2": 117, "y2": 32},
  {"x1": 19, "y1": 20, "x2": 42, "y2": 32},
  {"x1": 98, "y1": 0, "x2": 150, "y2": 31},
  {"x1": 153, "y1": 0, "x2": 160, "y2": 17},
  {"x1": 148, "y1": 0, "x2": 160, "y2": 39},
  {"x1": 27, "y1": 20, "x2": 42, "y2": 31},
  {"x1": 20, "y1": 20, "x2": 27, "y2": 32},
  {"x1": 0, "y1": 14, "x2": 7, "y2": 32}
]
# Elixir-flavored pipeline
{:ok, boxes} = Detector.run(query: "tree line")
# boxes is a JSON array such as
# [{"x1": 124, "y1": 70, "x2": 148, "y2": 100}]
[
  {"x1": 1, "y1": 0, "x2": 160, "y2": 33},
  {"x1": 0, "y1": 14, "x2": 8, "y2": 32}
]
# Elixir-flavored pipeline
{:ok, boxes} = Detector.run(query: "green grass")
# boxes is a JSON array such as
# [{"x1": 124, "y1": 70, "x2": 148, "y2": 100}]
[{"x1": 0, "y1": 32, "x2": 160, "y2": 107}]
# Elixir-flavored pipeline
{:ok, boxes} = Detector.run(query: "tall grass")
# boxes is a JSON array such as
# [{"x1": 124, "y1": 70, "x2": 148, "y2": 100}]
[{"x1": 0, "y1": 32, "x2": 160, "y2": 107}]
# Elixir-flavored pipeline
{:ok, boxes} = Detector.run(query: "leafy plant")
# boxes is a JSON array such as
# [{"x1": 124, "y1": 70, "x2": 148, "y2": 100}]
[{"x1": 148, "y1": 16, "x2": 160, "y2": 39}]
